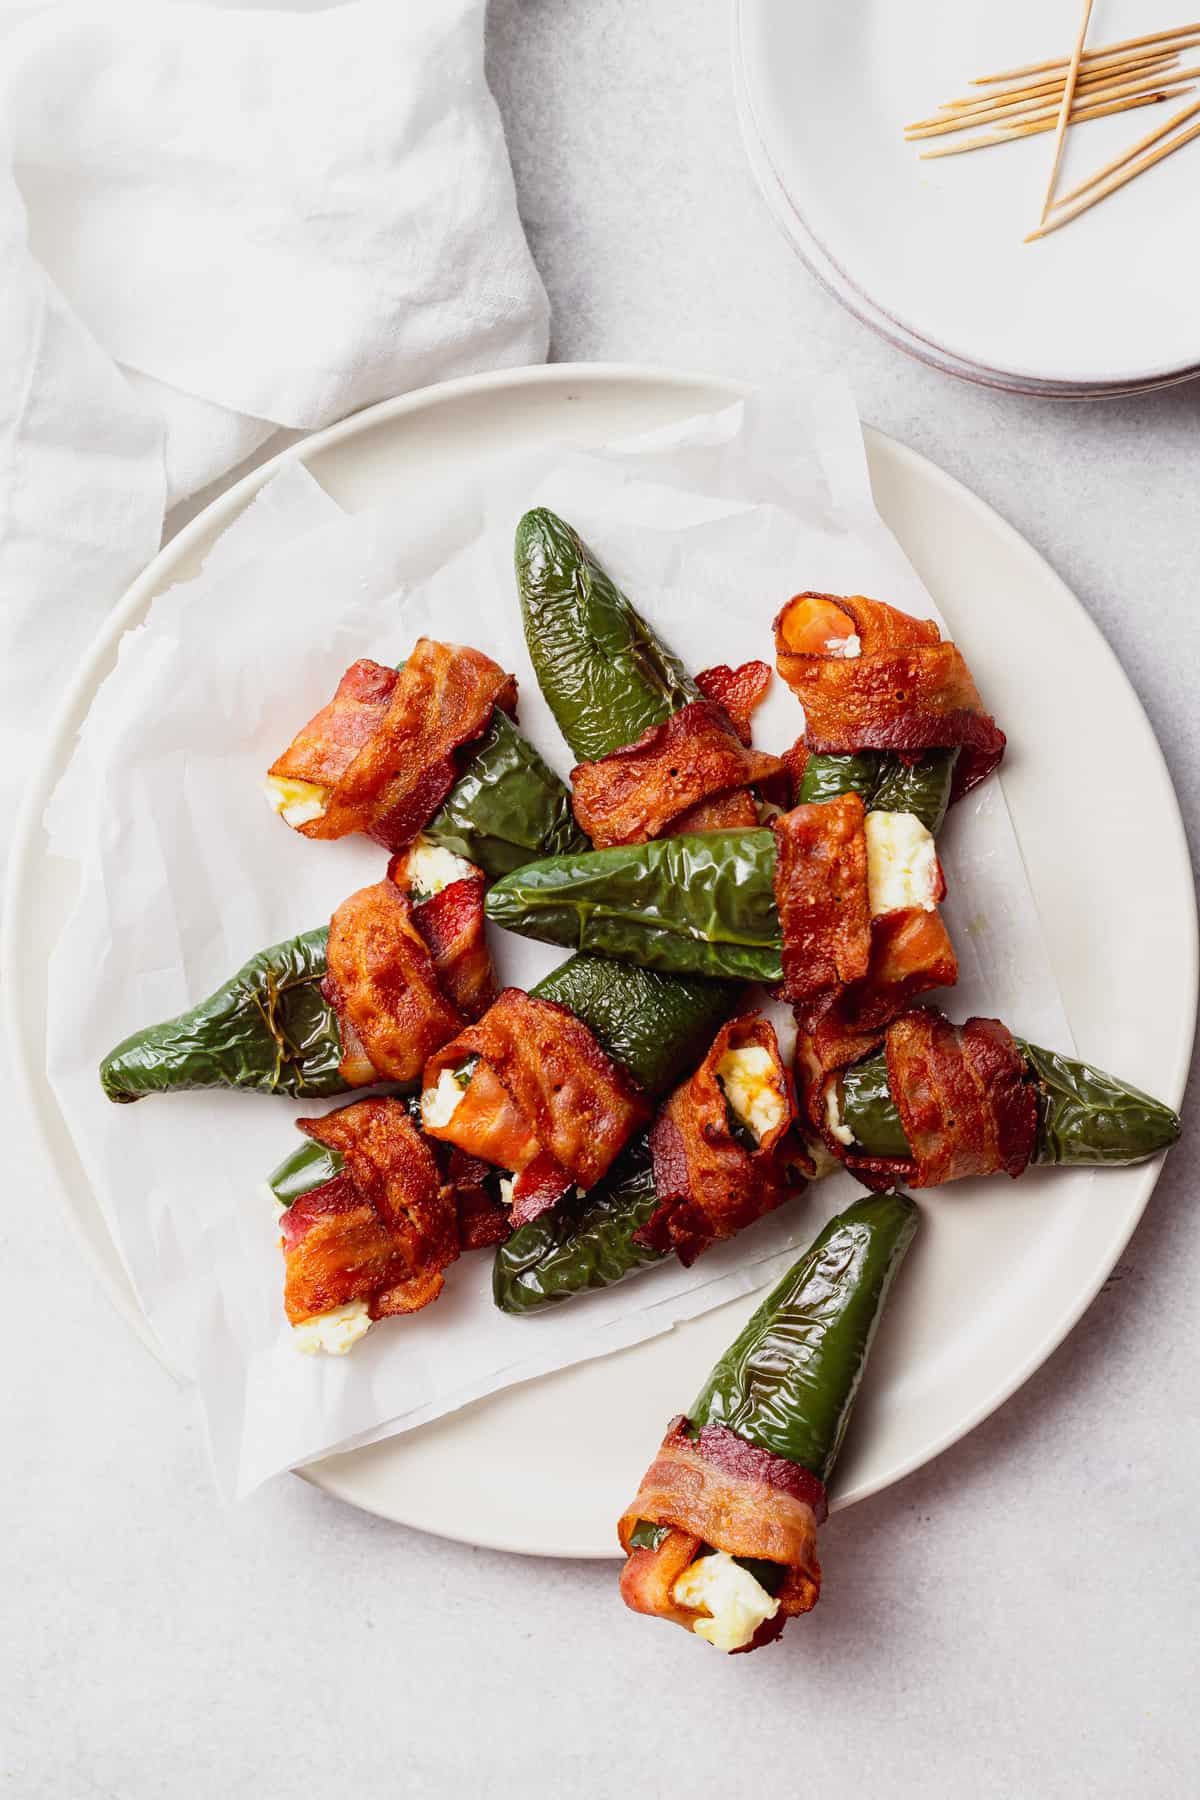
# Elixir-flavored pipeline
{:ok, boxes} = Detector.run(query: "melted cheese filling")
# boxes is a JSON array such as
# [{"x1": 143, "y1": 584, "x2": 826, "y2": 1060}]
[
  {"x1": 405, "y1": 837, "x2": 475, "y2": 901},
  {"x1": 864, "y1": 810, "x2": 939, "y2": 917},
  {"x1": 263, "y1": 775, "x2": 329, "y2": 828},
  {"x1": 716, "y1": 1044, "x2": 786, "y2": 1145},
  {"x1": 824, "y1": 1082, "x2": 855, "y2": 1148},
  {"x1": 673, "y1": 1552, "x2": 780, "y2": 1653},
  {"x1": 421, "y1": 1064, "x2": 470, "y2": 1130},
  {"x1": 825, "y1": 633, "x2": 861, "y2": 658},
  {"x1": 292, "y1": 1300, "x2": 372, "y2": 1356}
]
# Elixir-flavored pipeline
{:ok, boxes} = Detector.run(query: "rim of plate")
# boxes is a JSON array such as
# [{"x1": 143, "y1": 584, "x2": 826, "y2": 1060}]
[
  {"x1": 5, "y1": 362, "x2": 1195, "y2": 1554},
  {"x1": 731, "y1": 0, "x2": 1200, "y2": 398}
]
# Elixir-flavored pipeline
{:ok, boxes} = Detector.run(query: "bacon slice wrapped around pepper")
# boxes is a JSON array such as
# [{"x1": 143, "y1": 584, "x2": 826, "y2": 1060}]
[
  {"x1": 619, "y1": 1420, "x2": 824, "y2": 1650},
  {"x1": 266, "y1": 640, "x2": 518, "y2": 849},
  {"x1": 420, "y1": 988, "x2": 652, "y2": 1226},
  {"x1": 618, "y1": 1191, "x2": 919, "y2": 1653},
  {"x1": 775, "y1": 591, "x2": 1004, "y2": 805},
  {"x1": 323, "y1": 850, "x2": 496, "y2": 1089},
  {"x1": 773, "y1": 793, "x2": 957, "y2": 1069},
  {"x1": 279, "y1": 1099, "x2": 459, "y2": 1346},
  {"x1": 808, "y1": 1006, "x2": 1039, "y2": 1188},
  {"x1": 638, "y1": 1014, "x2": 808, "y2": 1266},
  {"x1": 570, "y1": 697, "x2": 783, "y2": 848}
]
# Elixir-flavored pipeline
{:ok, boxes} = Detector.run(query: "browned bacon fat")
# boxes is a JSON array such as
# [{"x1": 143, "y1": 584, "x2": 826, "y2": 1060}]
[
  {"x1": 267, "y1": 641, "x2": 517, "y2": 849},
  {"x1": 618, "y1": 1417, "x2": 824, "y2": 1653},
  {"x1": 639, "y1": 1014, "x2": 807, "y2": 1266},
  {"x1": 569, "y1": 698, "x2": 783, "y2": 848},
  {"x1": 282, "y1": 1099, "x2": 459, "y2": 1325},
  {"x1": 420, "y1": 989, "x2": 651, "y2": 1225},
  {"x1": 774, "y1": 592, "x2": 1004, "y2": 802}
]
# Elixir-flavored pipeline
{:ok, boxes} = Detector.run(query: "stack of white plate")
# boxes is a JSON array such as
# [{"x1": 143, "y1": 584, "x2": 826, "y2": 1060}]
[{"x1": 734, "y1": 0, "x2": 1200, "y2": 396}]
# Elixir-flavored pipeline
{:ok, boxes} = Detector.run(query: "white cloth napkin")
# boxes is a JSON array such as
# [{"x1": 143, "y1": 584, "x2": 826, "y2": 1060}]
[{"x1": 0, "y1": 0, "x2": 548, "y2": 849}]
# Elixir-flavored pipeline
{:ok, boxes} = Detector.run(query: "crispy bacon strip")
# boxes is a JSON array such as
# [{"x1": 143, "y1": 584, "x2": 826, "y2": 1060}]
[
  {"x1": 281, "y1": 1099, "x2": 458, "y2": 1322},
  {"x1": 773, "y1": 794, "x2": 872, "y2": 1016},
  {"x1": 809, "y1": 908, "x2": 958, "y2": 1072},
  {"x1": 570, "y1": 700, "x2": 782, "y2": 848},
  {"x1": 618, "y1": 1417, "x2": 824, "y2": 1652},
  {"x1": 773, "y1": 798, "x2": 956, "y2": 1065},
  {"x1": 269, "y1": 640, "x2": 517, "y2": 849},
  {"x1": 803, "y1": 1008, "x2": 1037, "y2": 1189},
  {"x1": 422, "y1": 988, "x2": 651, "y2": 1224},
  {"x1": 324, "y1": 881, "x2": 466, "y2": 1087},
  {"x1": 638, "y1": 1014, "x2": 807, "y2": 1267},
  {"x1": 323, "y1": 853, "x2": 497, "y2": 1089},
  {"x1": 695, "y1": 660, "x2": 772, "y2": 747},
  {"x1": 444, "y1": 1150, "x2": 512, "y2": 1250},
  {"x1": 389, "y1": 850, "x2": 496, "y2": 1023},
  {"x1": 774, "y1": 592, "x2": 1005, "y2": 802}
]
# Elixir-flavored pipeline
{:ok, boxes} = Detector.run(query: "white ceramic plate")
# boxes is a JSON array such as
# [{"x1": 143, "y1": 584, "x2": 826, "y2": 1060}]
[
  {"x1": 5, "y1": 364, "x2": 1195, "y2": 1556},
  {"x1": 736, "y1": 0, "x2": 1200, "y2": 393}
]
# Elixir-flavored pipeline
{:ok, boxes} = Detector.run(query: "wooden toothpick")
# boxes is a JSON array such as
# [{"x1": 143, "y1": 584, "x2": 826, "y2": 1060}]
[{"x1": 1038, "y1": 0, "x2": 1096, "y2": 222}]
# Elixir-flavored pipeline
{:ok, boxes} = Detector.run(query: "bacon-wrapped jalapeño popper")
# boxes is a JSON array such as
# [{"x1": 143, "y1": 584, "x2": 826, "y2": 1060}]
[
  {"x1": 618, "y1": 1189, "x2": 918, "y2": 1654},
  {"x1": 487, "y1": 580, "x2": 1002, "y2": 979}
]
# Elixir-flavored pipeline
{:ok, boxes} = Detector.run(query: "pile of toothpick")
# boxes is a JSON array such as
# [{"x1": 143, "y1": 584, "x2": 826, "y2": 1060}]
[{"x1": 905, "y1": 12, "x2": 1200, "y2": 237}]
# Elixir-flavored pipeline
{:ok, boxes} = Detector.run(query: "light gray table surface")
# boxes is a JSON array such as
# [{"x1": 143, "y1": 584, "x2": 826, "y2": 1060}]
[{"x1": 5, "y1": 5, "x2": 1198, "y2": 1795}]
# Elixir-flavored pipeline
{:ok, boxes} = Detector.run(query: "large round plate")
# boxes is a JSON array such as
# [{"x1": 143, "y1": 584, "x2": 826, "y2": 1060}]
[
  {"x1": 5, "y1": 364, "x2": 1194, "y2": 1555},
  {"x1": 736, "y1": 0, "x2": 1200, "y2": 393}
]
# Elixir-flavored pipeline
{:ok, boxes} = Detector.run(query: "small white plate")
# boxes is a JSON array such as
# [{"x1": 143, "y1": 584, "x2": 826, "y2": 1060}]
[
  {"x1": 736, "y1": 0, "x2": 1200, "y2": 392},
  {"x1": 5, "y1": 364, "x2": 1195, "y2": 1555}
]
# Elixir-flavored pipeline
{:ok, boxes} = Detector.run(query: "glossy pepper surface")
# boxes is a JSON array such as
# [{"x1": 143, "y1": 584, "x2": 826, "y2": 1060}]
[
  {"x1": 492, "y1": 1137, "x2": 664, "y2": 1312},
  {"x1": 101, "y1": 928, "x2": 344, "y2": 1103},
  {"x1": 515, "y1": 507, "x2": 698, "y2": 760},
  {"x1": 689, "y1": 1189, "x2": 918, "y2": 1482},
  {"x1": 797, "y1": 748, "x2": 958, "y2": 835},
  {"x1": 486, "y1": 828, "x2": 784, "y2": 982},
  {"x1": 838, "y1": 1042, "x2": 1181, "y2": 1168}
]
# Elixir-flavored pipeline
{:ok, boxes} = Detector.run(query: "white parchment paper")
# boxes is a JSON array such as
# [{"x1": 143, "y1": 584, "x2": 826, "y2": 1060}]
[{"x1": 45, "y1": 383, "x2": 1071, "y2": 1497}]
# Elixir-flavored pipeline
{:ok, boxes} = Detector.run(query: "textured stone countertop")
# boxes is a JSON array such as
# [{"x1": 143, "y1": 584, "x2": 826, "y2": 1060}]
[{"x1": 5, "y1": 4, "x2": 1197, "y2": 1794}]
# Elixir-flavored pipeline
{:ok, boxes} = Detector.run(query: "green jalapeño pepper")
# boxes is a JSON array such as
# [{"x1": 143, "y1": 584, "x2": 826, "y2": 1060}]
[
  {"x1": 267, "y1": 1136, "x2": 344, "y2": 1206},
  {"x1": 837, "y1": 1041, "x2": 1181, "y2": 1167},
  {"x1": 620, "y1": 1192, "x2": 918, "y2": 1612},
  {"x1": 797, "y1": 748, "x2": 959, "y2": 836},
  {"x1": 101, "y1": 928, "x2": 345, "y2": 1104},
  {"x1": 515, "y1": 508, "x2": 698, "y2": 760},
  {"x1": 486, "y1": 829, "x2": 783, "y2": 982},
  {"x1": 492, "y1": 1136, "x2": 665, "y2": 1312},
  {"x1": 689, "y1": 1189, "x2": 918, "y2": 1482},
  {"x1": 422, "y1": 708, "x2": 587, "y2": 879}
]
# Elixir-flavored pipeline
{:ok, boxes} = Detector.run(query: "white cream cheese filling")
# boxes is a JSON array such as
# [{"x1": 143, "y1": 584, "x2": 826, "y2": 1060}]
[
  {"x1": 672, "y1": 1551, "x2": 780, "y2": 1653},
  {"x1": 263, "y1": 775, "x2": 330, "y2": 828},
  {"x1": 715, "y1": 1043, "x2": 786, "y2": 1145},
  {"x1": 292, "y1": 1299, "x2": 373, "y2": 1357},
  {"x1": 864, "y1": 810, "x2": 940, "y2": 916}
]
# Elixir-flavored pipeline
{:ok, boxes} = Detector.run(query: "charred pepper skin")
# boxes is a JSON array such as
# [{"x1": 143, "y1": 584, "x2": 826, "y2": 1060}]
[
  {"x1": 689, "y1": 1189, "x2": 919, "y2": 1483},
  {"x1": 837, "y1": 1042, "x2": 1181, "y2": 1168}
]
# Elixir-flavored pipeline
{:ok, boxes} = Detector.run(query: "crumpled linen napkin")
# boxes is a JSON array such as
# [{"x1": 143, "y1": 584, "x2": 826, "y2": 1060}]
[{"x1": 0, "y1": 0, "x2": 547, "y2": 852}]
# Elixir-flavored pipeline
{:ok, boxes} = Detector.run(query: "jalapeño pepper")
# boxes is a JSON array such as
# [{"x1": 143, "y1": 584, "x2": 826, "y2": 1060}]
[
  {"x1": 797, "y1": 748, "x2": 958, "y2": 836},
  {"x1": 486, "y1": 828, "x2": 784, "y2": 982},
  {"x1": 836, "y1": 1042, "x2": 1181, "y2": 1167},
  {"x1": 515, "y1": 507, "x2": 698, "y2": 760},
  {"x1": 688, "y1": 1189, "x2": 918, "y2": 1481}
]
